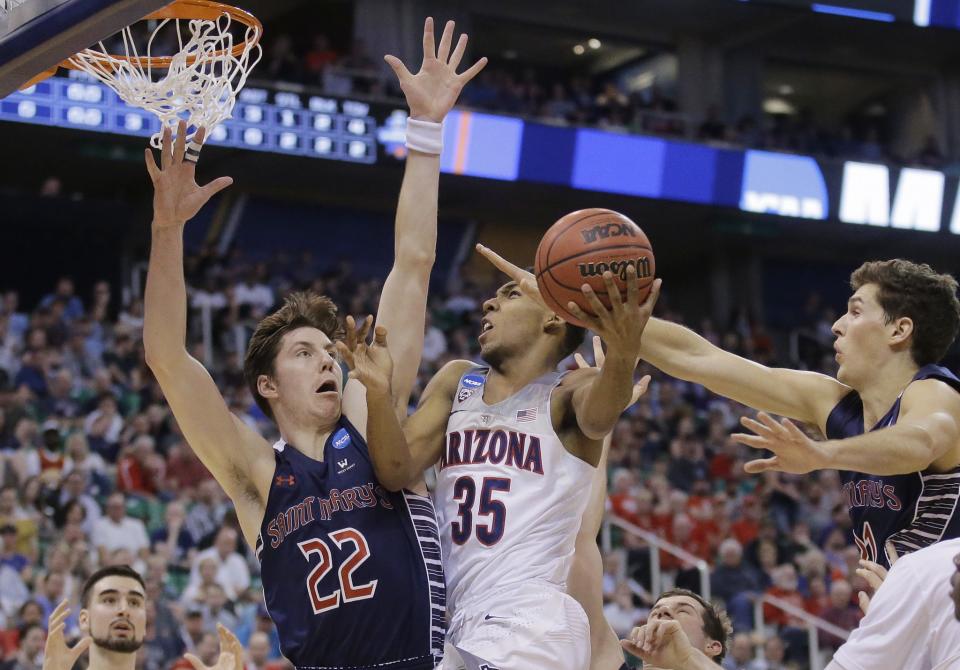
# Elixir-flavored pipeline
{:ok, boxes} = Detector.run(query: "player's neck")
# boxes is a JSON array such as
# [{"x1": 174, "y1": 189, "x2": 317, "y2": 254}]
[
  {"x1": 857, "y1": 355, "x2": 920, "y2": 427},
  {"x1": 87, "y1": 646, "x2": 137, "y2": 670},
  {"x1": 485, "y1": 352, "x2": 557, "y2": 403},
  {"x1": 278, "y1": 418, "x2": 338, "y2": 461}
]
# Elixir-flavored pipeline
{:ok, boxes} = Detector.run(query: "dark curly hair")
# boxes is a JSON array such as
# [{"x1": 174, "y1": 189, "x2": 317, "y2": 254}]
[
  {"x1": 654, "y1": 589, "x2": 733, "y2": 664},
  {"x1": 851, "y1": 260, "x2": 960, "y2": 366},
  {"x1": 243, "y1": 291, "x2": 344, "y2": 420}
]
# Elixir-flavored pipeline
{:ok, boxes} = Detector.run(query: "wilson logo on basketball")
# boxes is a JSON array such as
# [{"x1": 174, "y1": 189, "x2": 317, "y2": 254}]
[
  {"x1": 579, "y1": 222, "x2": 638, "y2": 244},
  {"x1": 577, "y1": 257, "x2": 652, "y2": 281}
]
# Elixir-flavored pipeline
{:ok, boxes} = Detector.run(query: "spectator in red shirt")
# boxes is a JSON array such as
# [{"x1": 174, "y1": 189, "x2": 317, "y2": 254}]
[
  {"x1": 117, "y1": 435, "x2": 161, "y2": 497},
  {"x1": 762, "y1": 564, "x2": 806, "y2": 628},
  {"x1": 166, "y1": 441, "x2": 213, "y2": 493}
]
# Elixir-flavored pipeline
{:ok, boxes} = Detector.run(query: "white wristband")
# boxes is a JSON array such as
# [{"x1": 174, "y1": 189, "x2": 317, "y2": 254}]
[{"x1": 406, "y1": 118, "x2": 443, "y2": 155}]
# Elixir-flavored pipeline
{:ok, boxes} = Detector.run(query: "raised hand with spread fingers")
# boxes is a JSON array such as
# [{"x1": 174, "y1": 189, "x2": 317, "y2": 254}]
[
  {"x1": 384, "y1": 17, "x2": 487, "y2": 124},
  {"x1": 43, "y1": 600, "x2": 91, "y2": 670},
  {"x1": 184, "y1": 624, "x2": 245, "y2": 670}
]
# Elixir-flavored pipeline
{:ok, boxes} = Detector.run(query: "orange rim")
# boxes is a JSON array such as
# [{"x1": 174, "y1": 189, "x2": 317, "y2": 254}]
[{"x1": 61, "y1": 0, "x2": 262, "y2": 72}]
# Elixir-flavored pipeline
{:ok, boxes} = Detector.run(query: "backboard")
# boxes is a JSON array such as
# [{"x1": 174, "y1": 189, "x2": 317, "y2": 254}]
[{"x1": 0, "y1": 0, "x2": 169, "y2": 98}]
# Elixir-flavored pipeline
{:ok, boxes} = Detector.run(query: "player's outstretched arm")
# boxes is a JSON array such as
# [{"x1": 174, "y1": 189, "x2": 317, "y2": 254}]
[
  {"x1": 565, "y1": 268, "x2": 659, "y2": 442},
  {"x1": 370, "y1": 17, "x2": 487, "y2": 416},
  {"x1": 735, "y1": 378, "x2": 960, "y2": 475},
  {"x1": 143, "y1": 121, "x2": 272, "y2": 546},
  {"x1": 476, "y1": 243, "x2": 849, "y2": 431},
  {"x1": 339, "y1": 318, "x2": 471, "y2": 490}
]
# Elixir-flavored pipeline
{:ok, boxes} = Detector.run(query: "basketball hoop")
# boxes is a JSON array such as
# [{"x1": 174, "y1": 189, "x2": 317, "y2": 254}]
[{"x1": 28, "y1": 0, "x2": 263, "y2": 148}]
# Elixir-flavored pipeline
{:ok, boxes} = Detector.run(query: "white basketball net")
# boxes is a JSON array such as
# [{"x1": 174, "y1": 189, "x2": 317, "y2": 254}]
[{"x1": 67, "y1": 11, "x2": 261, "y2": 147}]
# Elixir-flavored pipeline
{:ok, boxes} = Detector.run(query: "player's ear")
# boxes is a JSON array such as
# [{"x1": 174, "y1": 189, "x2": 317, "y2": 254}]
[
  {"x1": 704, "y1": 637, "x2": 723, "y2": 658},
  {"x1": 78, "y1": 607, "x2": 90, "y2": 635},
  {"x1": 257, "y1": 374, "x2": 279, "y2": 399},
  {"x1": 889, "y1": 316, "x2": 914, "y2": 346},
  {"x1": 542, "y1": 311, "x2": 565, "y2": 334}
]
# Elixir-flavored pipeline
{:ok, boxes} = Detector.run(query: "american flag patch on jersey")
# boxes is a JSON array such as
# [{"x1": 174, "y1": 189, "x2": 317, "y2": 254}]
[{"x1": 516, "y1": 407, "x2": 538, "y2": 422}]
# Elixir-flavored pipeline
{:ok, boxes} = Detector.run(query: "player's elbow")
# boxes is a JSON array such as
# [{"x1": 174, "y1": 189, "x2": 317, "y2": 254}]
[{"x1": 395, "y1": 242, "x2": 436, "y2": 269}]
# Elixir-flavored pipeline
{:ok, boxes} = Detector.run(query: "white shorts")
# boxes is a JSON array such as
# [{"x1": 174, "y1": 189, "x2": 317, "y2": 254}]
[{"x1": 438, "y1": 587, "x2": 591, "y2": 670}]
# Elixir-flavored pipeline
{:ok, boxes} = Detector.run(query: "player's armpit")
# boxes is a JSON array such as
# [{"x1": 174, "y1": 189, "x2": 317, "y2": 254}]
[
  {"x1": 883, "y1": 378, "x2": 960, "y2": 471},
  {"x1": 402, "y1": 360, "x2": 474, "y2": 473}
]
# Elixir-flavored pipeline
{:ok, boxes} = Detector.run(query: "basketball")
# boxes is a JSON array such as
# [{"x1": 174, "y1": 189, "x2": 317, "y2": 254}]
[{"x1": 534, "y1": 208, "x2": 656, "y2": 328}]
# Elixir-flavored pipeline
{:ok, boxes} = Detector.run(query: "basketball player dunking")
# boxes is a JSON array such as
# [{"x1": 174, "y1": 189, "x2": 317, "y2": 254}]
[
  {"x1": 340, "y1": 264, "x2": 661, "y2": 669},
  {"x1": 478, "y1": 251, "x2": 960, "y2": 570},
  {"x1": 142, "y1": 18, "x2": 486, "y2": 669}
]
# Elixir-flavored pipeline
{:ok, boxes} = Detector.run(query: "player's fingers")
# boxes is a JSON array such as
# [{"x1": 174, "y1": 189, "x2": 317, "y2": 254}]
[
  {"x1": 184, "y1": 653, "x2": 207, "y2": 670},
  {"x1": 565, "y1": 301, "x2": 600, "y2": 331},
  {"x1": 620, "y1": 639, "x2": 643, "y2": 657},
  {"x1": 625, "y1": 264, "x2": 639, "y2": 306},
  {"x1": 144, "y1": 148, "x2": 160, "y2": 181},
  {"x1": 373, "y1": 325, "x2": 388, "y2": 348},
  {"x1": 855, "y1": 567, "x2": 884, "y2": 591},
  {"x1": 459, "y1": 56, "x2": 488, "y2": 83},
  {"x1": 50, "y1": 598, "x2": 71, "y2": 622},
  {"x1": 46, "y1": 623, "x2": 65, "y2": 645},
  {"x1": 782, "y1": 417, "x2": 808, "y2": 440},
  {"x1": 518, "y1": 277, "x2": 547, "y2": 307},
  {"x1": 631, "y1": 375, "x2": 651, "y2": 404},
  {"x1": 422, "y1": 17, "x2": 435, "y2": 60},
  {"x1": 448, "y1": 33, "x2": 468, "y2": 70},
  {"x1": 592, "y1": 335, "x2": 605, "y2": 367},
  {"x1": 344, "y1": 315, "x2": 357, "y2": 350},
  {"x1": 755, "y1": 411, "x2": 781, "y2": 432},
  {"x1": 475, "y1": 244, "x2": 524, "y2": 278},
  {"x1": 573, "y1": 353, "x2": 589, "y2": 370},
  {"x1": 743, "y1": 456, "x2": 780, "y2": 473},
  {"x1": 580, "y1": 284, "x2": 610, "y2": 321},
  {"x1": 174, "y1": 119, "x2": 187, "y2": 164},
  {"x1": 358, "y1": 315, "x2": 373, "y2": 343},
  {"x1": 160, "y1": 125, "x2": 173, "y2": 169},
  {"x1": 70, "y1": 637, "x2": 92, "y2": 661},
  {"x1": 602, "y1": 272, "x2": 623, "y2": 312},
  {"x1": 383, "y1": 55, "x2": 412, "y2": 81},
  {"x1": 436, "y1": 20, "x2": 454, "y2": 63},
  {"x1": 886, "y1": 540, "x2": 900, "y2": 565},
  {"x1": 739, "y1": 416, "x2": 775, "y2": 436},
  {"x1": 194, "y1": 126, "x2": 207, "y2": 145},
  {"x1": 200, "y1": 176, "x2": 234, "y2": 199},
  {"x1": 859, "y1": 558, "x2": 888, "y2": 580},
  {"x1": 641, "y1": 278, "x2": 662, "y2": 313}
]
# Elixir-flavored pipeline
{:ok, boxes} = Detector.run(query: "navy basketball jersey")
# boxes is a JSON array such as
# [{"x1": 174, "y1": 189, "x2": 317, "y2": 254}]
[
  {"x1": 826, "y1": 364, "x2": 960, "y2": 567},
  {"x1": 255, "y1": 416, "x2": 445, "y2": 669}
]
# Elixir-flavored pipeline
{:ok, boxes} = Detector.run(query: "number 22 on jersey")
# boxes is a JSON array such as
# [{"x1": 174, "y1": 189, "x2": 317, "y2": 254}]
[
  {"x1": 451, "y1": 476, "x2": 511, "y2": 545},
  {"x1": 297, "y1": 527, "x2": 378, "y2": 614}
]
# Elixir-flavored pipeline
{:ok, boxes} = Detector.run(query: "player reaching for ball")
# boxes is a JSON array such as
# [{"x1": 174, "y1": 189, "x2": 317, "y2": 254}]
[
  {"x1": 480, "y1": 246, "x2": 960, "y2": 569},
  {"x1": 338, "y1": 258, "x2": 660, "y2": 668}
]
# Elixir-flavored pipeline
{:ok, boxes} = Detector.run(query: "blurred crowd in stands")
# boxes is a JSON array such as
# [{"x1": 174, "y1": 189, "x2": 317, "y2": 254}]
[
  {"x1": 259, "y1": 32, "x2": 947, "y2": 170},
  {"x1": 0, "y1": 235, "x2": 885, "y2": 670}
]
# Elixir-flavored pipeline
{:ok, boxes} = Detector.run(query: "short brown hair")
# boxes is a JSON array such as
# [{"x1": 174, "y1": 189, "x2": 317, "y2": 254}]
[
  {"x1": 81, "y1": 565, "x2": 145, "y2": 608},
  {"x1": 655, "y1": 588, "x2": 733, "y2": 664},
  {"x1": 243, "y1": 292, "x2": 344, "y2": 420},
  {"x1": 850, "y1": 260, "x2": 960, "y2": 366}
]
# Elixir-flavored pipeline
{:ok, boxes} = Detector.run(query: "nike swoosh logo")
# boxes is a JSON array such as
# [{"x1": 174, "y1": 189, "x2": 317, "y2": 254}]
[{"x1": 483, "y1": 614, "x2": 507, "y2": 621}]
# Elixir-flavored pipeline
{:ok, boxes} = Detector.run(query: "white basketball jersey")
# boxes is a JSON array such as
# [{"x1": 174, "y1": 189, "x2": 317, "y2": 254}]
[{"x1": 435, "y1": 367, "x2": 595, "y2": 617}]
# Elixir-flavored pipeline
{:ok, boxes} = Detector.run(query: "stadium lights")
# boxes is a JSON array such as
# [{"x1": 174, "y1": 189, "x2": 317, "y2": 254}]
[
  {"x1": 573, "y1": 44, "x2": 585, "y2": 55},
  {"x1": 588, "y1": 38, "x2": 601, "y2": 49}
]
